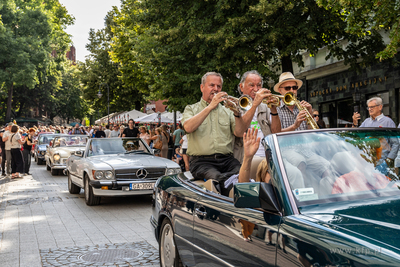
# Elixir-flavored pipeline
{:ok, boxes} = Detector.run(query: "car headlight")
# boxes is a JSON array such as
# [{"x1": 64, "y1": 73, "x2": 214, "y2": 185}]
[
  {"x1": 104, "y1": 171, "x2": 114, "y2": 180},
  {"x1": 53, "y1": 154, "x2": 61, "y2": 161},
  {"x1": 165, "y1": 168, "x2": 181, "y2": 175},
  {"x1": 94, "y1": 171, "x2": 104, "y2": 179}
]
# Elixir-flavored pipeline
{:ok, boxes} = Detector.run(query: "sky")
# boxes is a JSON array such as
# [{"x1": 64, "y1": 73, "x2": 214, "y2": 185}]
[{"x1": 59, "y1": 0, "x2": 121, "y2": 62}]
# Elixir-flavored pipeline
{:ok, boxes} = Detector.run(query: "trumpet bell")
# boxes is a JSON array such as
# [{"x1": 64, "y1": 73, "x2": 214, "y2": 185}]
[{"x1": 238, "y1": 95, "x2": 252, "y2": 111}]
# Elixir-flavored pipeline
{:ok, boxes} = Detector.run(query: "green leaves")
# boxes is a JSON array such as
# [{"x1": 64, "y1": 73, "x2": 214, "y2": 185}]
[{"x1": 318, "y1": 0, "x2": 400, "y2": 60}]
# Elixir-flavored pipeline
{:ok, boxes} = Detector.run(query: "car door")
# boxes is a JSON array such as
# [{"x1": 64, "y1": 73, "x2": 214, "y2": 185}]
[{"x1": 192, "y1": 191, "x2": 280, "y2": 266}]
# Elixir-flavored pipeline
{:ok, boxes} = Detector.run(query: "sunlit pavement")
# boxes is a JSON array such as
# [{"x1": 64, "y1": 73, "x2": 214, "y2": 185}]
[{"x1": 0, "y1": 161, "x2": 159, "y2": 266}]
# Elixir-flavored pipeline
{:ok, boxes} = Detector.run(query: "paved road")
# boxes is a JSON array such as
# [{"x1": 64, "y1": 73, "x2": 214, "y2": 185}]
[{"x1": 0, "y1": 161, "x2": 159, "y2": 266}]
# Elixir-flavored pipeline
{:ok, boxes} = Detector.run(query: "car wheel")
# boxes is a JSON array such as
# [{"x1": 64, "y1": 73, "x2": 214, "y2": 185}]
[
  {"x1": 159, "y1": 218, "x2": 182, "y2": 267},
  {"x1": 34, "y1": 155, "x2": 37, "y2": 162},
  {"x1": 37, "y1": 158, "x2": 42, "y2": 165},
  {"x1": 51, "y1": 168, "x2": 58, "y2": 176},
  {"x1": 68, "y1": 173, "x2": 81, "y2": 194},
  {"x1": 46, "y1": 162, "x2": 51, "y2": 171},
  {"x1": 84, "y1": 175, "x2": 100, "y2": 206}
]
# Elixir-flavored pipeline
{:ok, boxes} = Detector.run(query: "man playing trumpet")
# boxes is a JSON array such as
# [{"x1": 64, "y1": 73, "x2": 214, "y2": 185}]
[
  {"x1": 182, "y1": 72, "x2": 275, "y2": 194},
  {"x1": 233, "y1": 70, "x2": 282, "y2": 162}
]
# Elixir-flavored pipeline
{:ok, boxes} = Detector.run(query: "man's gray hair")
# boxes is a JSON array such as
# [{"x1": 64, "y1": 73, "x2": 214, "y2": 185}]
[
  {"x1": 238, "y1": 70, "x2": 263, "y2": 94},
  {"x1": 239, "y1": 70, "x2": 263, "y2": 86},
  {"x1": 367, "y1": 97, "x2": 383, "y2": 106},
  {"x1": 201, "y1": 72, "x2": 223, "y2": 85}
]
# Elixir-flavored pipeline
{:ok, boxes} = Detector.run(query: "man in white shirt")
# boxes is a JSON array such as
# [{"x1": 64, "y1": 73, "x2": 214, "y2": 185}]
[
  {"x1": 2, "y1": 123, "x2": 13, "y2": 176},
  {"x1": 104, "y1": 125, "x2": 111, "y2": 138}
]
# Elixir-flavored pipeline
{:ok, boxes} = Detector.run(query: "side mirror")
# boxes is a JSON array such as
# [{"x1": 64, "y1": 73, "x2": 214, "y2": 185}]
[
  {"x1": 74, "y1": 150, "x2": 83, "y2": 157},
  {"x1": 234, "y1": 182, "x2": 280, "y2": 213},
  {"x1": 152, "y1": 148, "x2": 161, "y2": 155}
]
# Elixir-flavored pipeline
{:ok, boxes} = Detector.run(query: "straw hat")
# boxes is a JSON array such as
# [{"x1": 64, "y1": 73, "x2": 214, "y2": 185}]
[{"x1": 273, "y1": 72, "x2": 303, "y2": 93}]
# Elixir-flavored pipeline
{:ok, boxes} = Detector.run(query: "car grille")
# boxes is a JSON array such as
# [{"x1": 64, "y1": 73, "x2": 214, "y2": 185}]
[
  {"x1": 62, "y1": 158, "x2": 67, "y2": 164},
  {"x1": 115, "y1": 168, "x2": 166, "y2": 180}
]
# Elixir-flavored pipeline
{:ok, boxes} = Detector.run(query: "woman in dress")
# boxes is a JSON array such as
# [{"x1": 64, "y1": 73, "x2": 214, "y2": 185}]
[
  {"x1": 160, "y1": 125, "x2": 170, "y2": 159},
  {"x1": 149, "y1": 128, "x2": 162, "y2": 156},
  {"x1": 139, "y1": 126, "x2": 151, "y2": 145}
]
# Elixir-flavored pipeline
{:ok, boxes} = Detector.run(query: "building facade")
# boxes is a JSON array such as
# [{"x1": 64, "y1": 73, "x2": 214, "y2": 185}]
[{"x1": 296, "y1": 58, "x2": 400, "y2": 128}]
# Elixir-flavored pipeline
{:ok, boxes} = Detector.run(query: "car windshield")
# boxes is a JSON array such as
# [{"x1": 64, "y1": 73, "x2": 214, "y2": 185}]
[
  {"x1": 276, "y1": 130, "x2": 400, "y2": 207},
  {"x1": 88, "y1": 138, "x2": 150, "y2": 156},
  {"x1": 53, "y1": 136, "x2": 87, "y2": 147},
  {"x1": 38, "y1": 134, "x2": 57, "y2": 144}
]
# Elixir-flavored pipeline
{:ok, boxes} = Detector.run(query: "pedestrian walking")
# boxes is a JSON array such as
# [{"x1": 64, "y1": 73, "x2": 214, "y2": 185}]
[
  {"x1": 139, "y1": 126, "x2": 151, "y2": 145},
  {"x1": 122, "y1": 119, "x2": 139, "y2": 137},
  {"x1": 2, "y1": 123, "x2": 13, "y2": 177},
  {"x1": 160, "y1": 125, "x2": 170, "y2": 159},
  {"x1": 22, "y1": 128, "x2": 36, "y2": 175},
  {"x1": 149, "y1": 128, "x2": 162, "y2": 156},
  {"x1": 9, "y1": 125, "x2": 24, "y2": 179}
]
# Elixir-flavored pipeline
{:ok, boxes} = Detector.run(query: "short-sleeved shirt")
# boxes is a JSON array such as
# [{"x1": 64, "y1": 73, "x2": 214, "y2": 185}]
[
  {"x1": 181, "y1": 98, "x2": 236, "y2": 156},
  {"x1": 360, "y1": 113, "x2": 396, "y2": 128},
  {"x1": 123, "y1": 127, "x2": 139, "y2": 137},
  {"x1": 109, "y1": 130, "x2": 119, "y2": 138},
  {"x1": 10, "y1": 132, "x2": 21, "y2": 149},
  {"x1": 173, "y1": 129, "x2": 185, "y2": 146},
  {"x1": 277, "y1": 101, "x2": 307, "y2": 130},
  {"x1": 3, "y1": 131, "x2": 11, "y2": 150}
]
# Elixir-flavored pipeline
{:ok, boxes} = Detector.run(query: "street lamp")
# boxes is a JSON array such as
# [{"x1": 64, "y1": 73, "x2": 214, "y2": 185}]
[{"x1": 98, "y1": 83, "x2": 110, "y2": 126}]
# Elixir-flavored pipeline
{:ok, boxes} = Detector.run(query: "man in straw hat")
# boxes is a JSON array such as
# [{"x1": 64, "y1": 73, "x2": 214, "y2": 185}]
[
  {"x1": 273, "y1": 72, "x2": 311, "y2": 131},
  {"x1": 274, "y1": 72, "x2": 331, "y2": 186}
]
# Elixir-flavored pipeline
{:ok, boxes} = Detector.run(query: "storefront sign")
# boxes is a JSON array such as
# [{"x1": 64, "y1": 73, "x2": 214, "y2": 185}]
[{"x1": 310, "y1": 76, "x2": 387, "y2": 97}]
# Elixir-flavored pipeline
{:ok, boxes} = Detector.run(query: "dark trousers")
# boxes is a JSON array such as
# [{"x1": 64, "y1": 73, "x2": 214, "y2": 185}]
[
  {"x1": 11, "y1": 148, "x2": 24, "y2": 174},
  {"x1": 189, "y1": 154, "x2": 241, "y2": 194},
  {"x1": 22, "y1": 149, "x2": 31, "y2": 173},
  {"x1": 1, "y1": 147, "x2": 5, "y2": 174}
]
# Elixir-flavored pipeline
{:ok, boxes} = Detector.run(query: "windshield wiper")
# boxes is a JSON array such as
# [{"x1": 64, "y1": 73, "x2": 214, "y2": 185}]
[{"x1": 124, "y1": 150, "x2": 151, "y2": 155}]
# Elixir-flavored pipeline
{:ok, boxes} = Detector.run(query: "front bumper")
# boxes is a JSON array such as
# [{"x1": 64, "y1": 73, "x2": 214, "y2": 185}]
[
  {"x1": 51, "y1": 164, "x2": 66, "y2": 170},
  {"x1": 89, "y1": 180, "x2": 155, "y2": 197},
  {"x1": 37, "y1": 152, "x2": 46, "y2": 159}
]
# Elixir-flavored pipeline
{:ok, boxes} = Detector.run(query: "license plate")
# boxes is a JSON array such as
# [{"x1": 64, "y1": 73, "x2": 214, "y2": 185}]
[{"x1": 129, "y1": 183, "x2": 155, "y2": 190}]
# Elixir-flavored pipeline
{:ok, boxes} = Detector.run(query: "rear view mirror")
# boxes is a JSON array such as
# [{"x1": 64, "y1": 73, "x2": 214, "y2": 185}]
[
  {"x1": 234, "y1": 182, "x2": 280, "y2": 213},
  {"x1": 74, "y1": 150, "x2": 83, "y2": 157}
]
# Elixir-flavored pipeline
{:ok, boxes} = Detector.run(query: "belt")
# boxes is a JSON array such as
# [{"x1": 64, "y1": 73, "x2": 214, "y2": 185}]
[{"x1": 190, "y1": 153, "x2": 232, "y2": 160}]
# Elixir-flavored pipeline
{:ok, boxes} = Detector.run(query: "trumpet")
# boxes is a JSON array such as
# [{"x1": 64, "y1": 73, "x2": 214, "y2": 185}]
[
  {"x1": 238, "y1": 92, "x2": 320, "y2": 129},
  {"x1": 221, "y1": 95, "x2": 252, "y2": 116}
]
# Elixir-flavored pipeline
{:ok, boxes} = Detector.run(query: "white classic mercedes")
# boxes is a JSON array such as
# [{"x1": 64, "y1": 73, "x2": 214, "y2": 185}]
[{"x1": 65, "y1": 137, "x2": 181, "y2": 206}]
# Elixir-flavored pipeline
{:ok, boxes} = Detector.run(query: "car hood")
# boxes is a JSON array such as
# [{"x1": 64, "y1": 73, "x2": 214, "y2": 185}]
[
  {"x1": 300, "y1": 196, "x2": 400, "y2": 249},
  {"x1": 89, "y1": 154, "x2": 180, "y2": 169},
  {"x1": 37, "y1": 144, "x2": 48, "y2": 151},
  {"x1": 54, "y1": 146, "x2": 85, "y2": 156}
]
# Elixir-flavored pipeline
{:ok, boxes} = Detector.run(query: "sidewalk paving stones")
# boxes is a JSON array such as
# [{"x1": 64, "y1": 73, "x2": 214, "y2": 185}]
[{"x1": 0, "y1": 162, "x2": 159, "y2": 266}]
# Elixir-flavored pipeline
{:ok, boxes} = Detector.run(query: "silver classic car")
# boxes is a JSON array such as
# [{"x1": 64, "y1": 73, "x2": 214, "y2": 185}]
[
  {"x1": 34, "y1": 133, "x2": 62, "y2": 165},
  {"x1": 45, "y1": 135, "x2": 88, "y2": 175},
  {"x1": 65, "y1": 137, "x2": 181, "y2": 206}
]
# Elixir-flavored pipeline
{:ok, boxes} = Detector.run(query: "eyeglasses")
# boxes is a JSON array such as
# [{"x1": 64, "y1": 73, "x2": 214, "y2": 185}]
[
  {"x1": 280, "y1": 86, "x2": 299, "y2": 91},
  {"x1": 313, "y1": 114, "x2": 319, "y2": 117},
  {"x1": 366, "y1": 105, "x2": 380, "y2": 110}
]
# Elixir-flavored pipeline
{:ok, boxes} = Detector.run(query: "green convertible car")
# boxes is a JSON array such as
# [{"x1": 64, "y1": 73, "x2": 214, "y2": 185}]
[{"x1": 151, "y1": 128, "x2": 400, "y2": 266}]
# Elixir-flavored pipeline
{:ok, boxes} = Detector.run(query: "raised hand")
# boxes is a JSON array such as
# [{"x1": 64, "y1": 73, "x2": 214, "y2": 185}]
[{"x1": 243, "y1": 127, "x2": 261, "y2": 158}]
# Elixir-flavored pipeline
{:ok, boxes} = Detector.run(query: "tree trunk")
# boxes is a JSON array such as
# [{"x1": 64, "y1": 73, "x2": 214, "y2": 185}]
[
  {"x1": 281, "y1": 55, "x2": 294, "y2": 73},
  {"x1": 5, "y1": 82, "x2": 13, "y2": 122}
]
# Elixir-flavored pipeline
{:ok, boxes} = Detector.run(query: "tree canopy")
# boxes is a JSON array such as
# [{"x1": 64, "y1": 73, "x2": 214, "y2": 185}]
[
  {"x1": 104, "y1": 0, "x2": 385, "y2": 111},
  {"x1": 318, "y1": 0, "x2": 400, "y2": 60}
]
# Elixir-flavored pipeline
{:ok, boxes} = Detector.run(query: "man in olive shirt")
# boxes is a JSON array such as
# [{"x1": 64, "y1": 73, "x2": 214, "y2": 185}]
[{"x1": 181, "y1": 72, "x2": 254, "y2": 193}]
